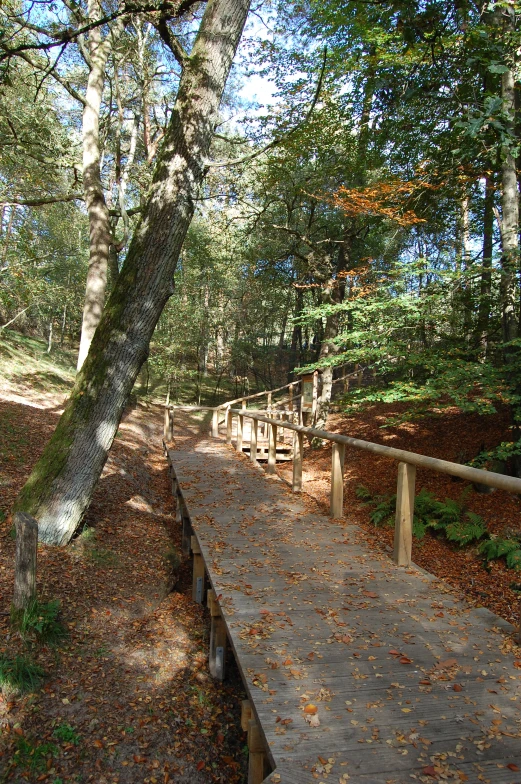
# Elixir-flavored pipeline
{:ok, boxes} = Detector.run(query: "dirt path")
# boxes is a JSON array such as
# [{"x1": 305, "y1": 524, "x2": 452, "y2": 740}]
[{"x1": 0, "y1": 398, "x2": 247, "y2": 784}]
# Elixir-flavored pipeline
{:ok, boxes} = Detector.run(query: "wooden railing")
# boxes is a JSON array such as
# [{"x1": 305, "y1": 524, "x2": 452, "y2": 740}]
[{"x1": 228, "y1": 409, "x2": 521, "y2": 569}]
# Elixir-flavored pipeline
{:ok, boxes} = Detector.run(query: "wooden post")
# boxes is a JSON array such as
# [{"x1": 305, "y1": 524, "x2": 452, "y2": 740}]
[
  {"x1": 267, "y1": 422, "x2": 277, "y2": 474},
  {"x1": 207, "y1": 590, "x2": 227, "y2": 680},
  {"x1": 168, "y1": 408, "x2": 174, "y2": 440},
  {"x1": 226, "y1": 407, "x2": 232, "y2": 444},
  {"x1": 180, "y1": 497, "x2": 192, "y2": 556},
  {"x1": 344, "y1": 377, "x2": 350, "y2": 394},
  {"x1": 292, "y1": 431, "x2": 303, "y2": 492},
  {"x1": 312, "y1": 371, "x2": 318, "y2": 418},
  {"x1": 212, "y1": 408, "x2": 219, "y2": 438},
  {"x1": 247, "y1": 718, "x2": 266, "y2": 784},
  {"x1": 241, "y1": 700, "x2": 252, "y2": 731},
  {"x1": 191, "y1": 535, "x2": 206, "y2": 604},
  {"x1": 250, "y1": 418, "x2": 258, "y2": 463},
  {"x1": 13, "y1": 512, "x2": 38, "y2": 611},
  {"x1": 288, "y1": 383, "x2": 293, "y2": 411},
  {"x1": 163, "y1": 405, "x2": 170, "y2": 440},
  {"x1": 330, "y1": 442, "x2": 345, "y2": 518},
  {"x1": 393, "y1": 462, "x2": 416, "y2": 567},
  {"x1": 237, "y1": 413, "x2": 243, "y2": 453}
]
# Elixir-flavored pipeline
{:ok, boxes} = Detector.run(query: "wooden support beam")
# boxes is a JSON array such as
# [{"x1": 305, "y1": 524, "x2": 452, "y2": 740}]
[
  {"x1": 226, "y1": 408, "x2": 232, "y2": 444},
  {"x1": 237, "y1": 413, "x2": 243, "y2": 453},
  {"x1": 292, "y1": 431, "x2": 303, "y2": 492},
  {"x1": 13, "y1": 512, "x2": 38, "y2": 611},
  {"x1": 241, "y1": 700, "x2": 252, "y2": 731},
  {"x1": 211, "y1": 409, "x2": 219, "y2": 438},
  {"x1": 163, "y1": 406, "x2": 170, "y2": 440},
  {"x1": 247, "y1": 718, "x2": 267, "y2": 784},
  {"x1": 393, "y1": 462, "x2": 416, "y2": 567},
  {"x1": 250, "y1": 418, "x2": 258, "y2": 463},
  {"x1": 180, "y1": 496, "x2": 192, "y2": 556},
  {"x1": 267, "y1": 422, "x2": 277, "y2": 474},
  {"x1": 191, "y1": 535, "x2": 206, "y2": 604},
  {"x1": 207, "y1": 589, "x2": 227, "y2": 680},
  {"x1": 330, "y1": 442, "x2": 345, "y2": 518},
  {"x1": 288, "y1": 383, "x2": 293, "y2": 411}
]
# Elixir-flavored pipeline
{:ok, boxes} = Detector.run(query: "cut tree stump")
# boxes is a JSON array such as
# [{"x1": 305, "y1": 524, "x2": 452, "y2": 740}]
[{"x1": 13, "y1": 511, "x2": 38, "y2": 610}]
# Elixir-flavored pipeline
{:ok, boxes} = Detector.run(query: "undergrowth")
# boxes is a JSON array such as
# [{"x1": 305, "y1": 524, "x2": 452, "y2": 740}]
[
  {"x1": 11, "y1": 598, "x2": 67, "y2": 646},
  {"x1": 356, "y1": 485, "x2": 521, "y2": 570},
  {"x1": 0, "y1": 654, "x2": 45, "y2": 696}
]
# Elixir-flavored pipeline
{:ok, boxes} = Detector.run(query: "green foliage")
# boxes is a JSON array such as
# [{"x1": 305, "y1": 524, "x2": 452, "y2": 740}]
[
  {"x1": 357, "y1": 486, "x2": 488, "y2": 546},
  {"x1": 468, "y1": 440, "x2": 521, "y2": 470},
  {"x1": 12, "y1": 737, "x2": 59, "y2": 773},
  {"x1": 478, "y1": 537, "x2": 521, "y2": 570},
  {"x1": 11, "y1": 598, "x2": 67, "y2": 646},
  {"x1": 53, "y1": 723, "x2": 81, "y2": 745},
  {"x1": 0, "y1": 654, "x2": 44, "y2": 695}
]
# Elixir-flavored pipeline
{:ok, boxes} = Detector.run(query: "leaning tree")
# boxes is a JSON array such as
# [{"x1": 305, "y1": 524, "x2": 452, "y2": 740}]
[{"x1": 14, "y1": 0, "x2": 252, "y2": 544}]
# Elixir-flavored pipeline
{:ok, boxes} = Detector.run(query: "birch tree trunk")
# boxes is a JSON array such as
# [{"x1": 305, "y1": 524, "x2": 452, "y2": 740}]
[
  {"x1": 76, "y1": 0, "x2": 117, "y2": 371},
  {"x1": 14, "y1": 0, "x2": 251, "y2": 545}
]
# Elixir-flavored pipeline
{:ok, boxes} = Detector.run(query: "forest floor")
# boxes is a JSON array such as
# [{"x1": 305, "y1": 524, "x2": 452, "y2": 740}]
[
  {"x1": 0, "y1": 338, "x2": 248, "y2": 784},
  {"x1": 1, "y1": 334, "x2": 520, "y2": 783}
]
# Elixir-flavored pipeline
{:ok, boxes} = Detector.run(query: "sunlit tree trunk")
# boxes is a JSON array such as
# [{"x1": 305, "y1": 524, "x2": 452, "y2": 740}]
[
  {"x1": 477, "y1": 174, "x2": 494, "y2": 356},
  {"x1": 14, "y1": 0, "x2": 251, "y2": 545},
  {"x1": 76, "y1": 0, "x2": 117, "y2": 371}
]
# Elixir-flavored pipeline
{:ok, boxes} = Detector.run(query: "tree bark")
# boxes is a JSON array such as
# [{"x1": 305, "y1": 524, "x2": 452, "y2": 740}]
[
  {"x1": 13, "y1": 512, "x2": 38, "y2": 611},
  {"x1": 477, "y1": 174, "x2": 494, "y2": 356},
  {"x1": 76, "y1": 0, "x2": 119, "y2": 371},
  {"x1": 498, "y1": 2, "x2": 519, "y2": 347},
  {"x1": 14, "y1": 0, "x2": 251, "y2": 545}
]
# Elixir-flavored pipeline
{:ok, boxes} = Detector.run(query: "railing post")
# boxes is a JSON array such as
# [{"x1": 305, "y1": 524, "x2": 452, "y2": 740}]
[
  {"x1": 292, "y1": 431, "x2": 303, "y2": 492},
  {"x1": 288, "y1": 383, "x2": 293, "y2": 412},
  {"x1": 163, "y1": 405, "x2": 169, "y2": 440},
  {"x1": 237, "y1": 412, "x2": 243, "y2": 453},
  {"x1": 164, "y1": 407, "x2": 174, "y2": 441},
  {"x1": 250, "y1": 417, "x2": 258, "y2": 463},
  {"x1": 226, "y1": 407, "x2": 232, "y2": 444},
  {"x1": 267, "y1": 422, "x2": 277, "y2": 474},
  {"x1": 212, "y1": 408, "x2": 219, "y2": 438},
  {"x1": 330, "y1": 442, "x2": 345, "y2": 518},
  {"x1": 393, "y1": 462, "x2": 416, "y2": 567}
]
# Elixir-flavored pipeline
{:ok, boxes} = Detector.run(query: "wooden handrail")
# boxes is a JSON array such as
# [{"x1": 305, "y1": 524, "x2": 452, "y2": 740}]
[
  {"x1": 215, "y1": 379, "x2": 301, "y2": 409},
  {"x1": 230, "y1": 409, "x2": 521, "y2": 494},
  {"x1": 228, "y1": 408, "x2": 521, "y2": 572}
]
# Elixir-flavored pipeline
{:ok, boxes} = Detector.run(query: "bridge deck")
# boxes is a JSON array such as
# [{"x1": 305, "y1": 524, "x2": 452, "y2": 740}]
[{"x1": 166, "y1": 437, "x2": 521, "y2": 784}]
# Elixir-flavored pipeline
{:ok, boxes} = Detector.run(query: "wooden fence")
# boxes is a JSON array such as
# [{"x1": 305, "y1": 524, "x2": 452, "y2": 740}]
[{"x1": 227, "y1": 409, "x2": 521, "y2": 571}]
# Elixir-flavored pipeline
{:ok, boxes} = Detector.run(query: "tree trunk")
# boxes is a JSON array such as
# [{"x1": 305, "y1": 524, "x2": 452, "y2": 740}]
[
  {"x1": 477, "y1": 174, "x2": 494, "y2": 356},
  {"x1": 14, "y1": 0, "x2": 251, "y2": 545},
  {"x1": 76, "y1": 1, "x2": 117, "y2": 371},
  {"x1": 499, "y1": 3, "x2": 519, "y2": 347}
]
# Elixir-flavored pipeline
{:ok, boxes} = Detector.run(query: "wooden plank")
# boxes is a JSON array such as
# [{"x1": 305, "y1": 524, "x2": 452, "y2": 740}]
[{"x1": 167, "y1": 440, "x2": 521, "y2": 784}]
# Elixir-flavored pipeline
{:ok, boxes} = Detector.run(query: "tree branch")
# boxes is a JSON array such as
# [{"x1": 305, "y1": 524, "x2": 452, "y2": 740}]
[
  {"x1": 205, "y1": 46, "x2": 328, "y2": 169},
  {"x1": 0, "y1": 194, "x2": 84, "y2": 208},
  {"x1": 153, "y1": 15, "x2": 189, "y2": 67}
]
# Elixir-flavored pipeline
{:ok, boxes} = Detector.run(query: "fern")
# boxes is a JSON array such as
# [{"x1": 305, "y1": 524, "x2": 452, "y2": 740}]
[
  {"x1": 444, "y1": 513, "x2": 487, "y2": 547},
  {"x1": 479, "y1": 537, "x2": 521, "y2": 568},
  {"x1": 355, "y1": 485, "x2": 373, "y2": 501}
]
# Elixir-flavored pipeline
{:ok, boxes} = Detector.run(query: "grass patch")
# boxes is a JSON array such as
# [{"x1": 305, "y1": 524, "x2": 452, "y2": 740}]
[
  {"x1": 53, "y1": 722, "x2": 81, "y2": 745},
  {"x1": 0, "y1": 654, "x2": 45, "y2": 696},
  {"x1": 11, "y1": 598, "x2": 67, "y2": 646},
  {"x1": 12, "y1": 736, "x2": 59, "y2": 773}
]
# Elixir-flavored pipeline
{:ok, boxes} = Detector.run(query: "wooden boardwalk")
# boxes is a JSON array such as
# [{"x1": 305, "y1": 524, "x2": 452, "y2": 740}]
[{"x1": 166, "y1": 436, "x2": 521, "y2": 784}]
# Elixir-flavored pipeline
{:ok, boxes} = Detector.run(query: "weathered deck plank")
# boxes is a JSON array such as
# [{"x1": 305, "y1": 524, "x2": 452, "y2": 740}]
[{"x1": 166, "y1": 438, "x2": 521, "y2": 784}]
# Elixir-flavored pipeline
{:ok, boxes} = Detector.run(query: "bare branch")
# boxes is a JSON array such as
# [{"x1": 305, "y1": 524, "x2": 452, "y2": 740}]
[
  {"x1": 0, "y1": 194, "x2": 84, "y2": 207},
  {"x1": 205, "y1": 46, "x2": 328, "y2": 169}
]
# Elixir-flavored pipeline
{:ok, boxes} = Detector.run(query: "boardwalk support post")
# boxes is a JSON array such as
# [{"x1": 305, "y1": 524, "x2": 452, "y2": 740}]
[
  {"x1": 226, "y1": 408, "x2": 232, "y2": 444},
  {"x1": 247, "y1": 717, "x2": 267, "y2": 784},
  {"x1": 180, "y1": 496, "x2": 192, "y2": 556},
  {"x1": 393, "y1": 462, "x2": 416, "y2": 567},
  {"x1": 212, "y1": 409, "x2": 219, "y2": 438},
  {"x1": 191, "y1": 535, "x2": 206, "y2": 604},
  {"x1": 250, "y1": 418, "x2": 258, "y2": 463},
  {"x1": 292, "y1": 431, "x2": 303, "y2": 492},
  {"x1": 267, "y1": 422, "x2": 277, "y2": 474},
  {"x1": 207, "y1": 589, "x2": 227, "y2": 680},
  {"x1": 330, "y1": 442, "x2": 345, "y2": 518},
  {"x1": 164, "y1": 407, "x2": 174, "y2": 441}
]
